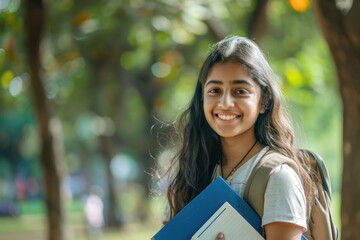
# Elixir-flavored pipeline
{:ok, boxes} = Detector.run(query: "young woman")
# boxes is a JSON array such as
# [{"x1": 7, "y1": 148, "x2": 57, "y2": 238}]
[{"x1": 162, "y1": 36, "x2": 313, "y2": 240}]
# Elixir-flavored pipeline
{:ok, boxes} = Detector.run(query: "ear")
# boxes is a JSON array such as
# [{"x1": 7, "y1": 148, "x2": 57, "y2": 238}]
[
  {"x1": 260, "y1": 97, "x2": 270, "y2": 113},
  {"x1": 259, "y1": 104, "x2": 266, "y2": 114}
]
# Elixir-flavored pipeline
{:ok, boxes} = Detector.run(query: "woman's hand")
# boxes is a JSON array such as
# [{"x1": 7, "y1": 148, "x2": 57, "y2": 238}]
[
  {"x1": 216, "y1": 232, "x2": 225, "y2": 240},
  {"x1": 215, "y1": 222, "x2": 303, "y2": 240}
]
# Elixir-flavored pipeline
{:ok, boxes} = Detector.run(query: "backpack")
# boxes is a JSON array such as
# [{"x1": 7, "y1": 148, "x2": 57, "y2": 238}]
[{"x1": 243, "y1": 149, "x2": 338, "y2": 240}]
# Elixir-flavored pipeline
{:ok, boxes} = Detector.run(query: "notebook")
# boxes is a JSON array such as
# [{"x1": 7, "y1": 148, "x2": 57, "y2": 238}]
[
  {"x1": 192, "y1": 201, "x2": 264, "y2": 240},
  {"x1": 151, "y1": 177, "x2": 263, "y2": 240}
]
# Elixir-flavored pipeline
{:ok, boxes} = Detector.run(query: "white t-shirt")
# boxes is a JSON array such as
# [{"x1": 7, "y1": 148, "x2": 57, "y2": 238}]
[{"x1": 212, "y1": 146, "x2": 307, "y2": 229}]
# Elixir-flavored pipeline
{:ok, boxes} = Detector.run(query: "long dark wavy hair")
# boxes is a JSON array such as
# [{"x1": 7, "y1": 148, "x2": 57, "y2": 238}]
[{"x1": 166, "y1": 35, "x2": 313, "y2": 219}]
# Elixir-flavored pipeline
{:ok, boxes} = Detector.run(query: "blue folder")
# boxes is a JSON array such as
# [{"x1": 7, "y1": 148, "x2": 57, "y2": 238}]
[{"x1": 151, "y1": 176, "x2": 263, "y2": 240}]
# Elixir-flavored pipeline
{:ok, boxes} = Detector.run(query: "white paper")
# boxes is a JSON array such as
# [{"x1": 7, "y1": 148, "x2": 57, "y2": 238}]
[{"x1": 192, "y1": 202, "x2": 265, "y2": 240}]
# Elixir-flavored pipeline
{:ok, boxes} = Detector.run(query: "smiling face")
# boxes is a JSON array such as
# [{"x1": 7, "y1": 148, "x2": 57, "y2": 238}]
[{"x1": 203, "y1": 61, "x2": 264, "y2": 141}]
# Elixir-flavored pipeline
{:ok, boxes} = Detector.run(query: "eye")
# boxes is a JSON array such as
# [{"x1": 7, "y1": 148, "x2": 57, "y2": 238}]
[
  {"x1": 234, "y1": 88, "x2": 249, "y2": 95},
  {"x1": 207, "y1": 88, "x2": 221, "y2": 94}
]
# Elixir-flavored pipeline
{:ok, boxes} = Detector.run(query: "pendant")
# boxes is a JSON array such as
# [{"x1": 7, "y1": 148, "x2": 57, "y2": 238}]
[{"x1": 226, "y1": 175, "x2": 234, "y2": 185}]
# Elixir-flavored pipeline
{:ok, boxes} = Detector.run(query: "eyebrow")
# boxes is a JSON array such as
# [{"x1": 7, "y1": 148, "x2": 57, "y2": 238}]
[{"x1": 205, "y1": 79, "x2": 253, "y2": 87}]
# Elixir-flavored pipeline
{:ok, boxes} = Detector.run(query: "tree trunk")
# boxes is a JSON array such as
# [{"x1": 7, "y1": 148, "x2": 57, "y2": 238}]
[
  {"x1": 314, "y1": 1, "x2": 360, "y2": 239},
  {"x1": 99, "y1": 135, "x2": 121, "y2": 227},
  {"x1": 24, "y1": 1, "x2": 65, "y2": 240}
]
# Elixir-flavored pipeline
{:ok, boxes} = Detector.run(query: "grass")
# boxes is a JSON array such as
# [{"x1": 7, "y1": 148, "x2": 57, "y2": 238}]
[
  {"x1": 0, "y1": 197, "x2": 164, "y2": 240},
  {"x1": 0, "y1": 219, "x2": 159, "y2": 240}
]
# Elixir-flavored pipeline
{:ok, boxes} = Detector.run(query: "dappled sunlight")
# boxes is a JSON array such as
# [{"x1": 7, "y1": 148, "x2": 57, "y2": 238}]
[{"x1": 0, "y1": 0, "x2": 353, "y2": 238}]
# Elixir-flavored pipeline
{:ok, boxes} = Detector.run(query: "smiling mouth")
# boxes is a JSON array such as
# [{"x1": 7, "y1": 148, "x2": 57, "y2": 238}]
[{"x1": 216, "y1": 114, "x2": 239, "y2": 120}]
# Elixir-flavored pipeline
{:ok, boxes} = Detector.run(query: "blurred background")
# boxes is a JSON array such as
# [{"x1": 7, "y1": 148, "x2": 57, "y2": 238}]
[{"x1": 0, "y1": 0, "x2": 355, "y2": 239}]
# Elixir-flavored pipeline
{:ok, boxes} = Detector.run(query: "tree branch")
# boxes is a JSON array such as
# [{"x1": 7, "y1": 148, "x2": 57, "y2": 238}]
[{"x1": 247, "y1": 0, "x2": 270, "y2": 41}]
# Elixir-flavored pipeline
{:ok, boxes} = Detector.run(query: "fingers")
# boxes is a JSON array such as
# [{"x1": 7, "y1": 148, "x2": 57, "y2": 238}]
[{"x1": 216, "y1": 232, "x2": 225, "y2": 240}]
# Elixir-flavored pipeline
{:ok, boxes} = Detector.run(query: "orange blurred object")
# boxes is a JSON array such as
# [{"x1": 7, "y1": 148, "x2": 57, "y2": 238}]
[{"x1": 288, "y1": 0, "x2": 310, "y2": 12}]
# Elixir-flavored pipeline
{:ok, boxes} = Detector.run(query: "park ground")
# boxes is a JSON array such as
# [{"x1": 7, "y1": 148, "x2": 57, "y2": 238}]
[{"x1": 0, "y1": 197, "x2": 164, "y2": 240}]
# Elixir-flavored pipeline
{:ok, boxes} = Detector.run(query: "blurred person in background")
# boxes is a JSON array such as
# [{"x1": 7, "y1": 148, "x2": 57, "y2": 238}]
[{"x1": 84, "y1": 185, "x2": 104, "y2": 240}]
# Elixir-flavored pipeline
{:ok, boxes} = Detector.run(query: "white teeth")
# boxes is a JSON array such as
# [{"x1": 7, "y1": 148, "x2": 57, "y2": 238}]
[{"x1": 218, "y1": 114, "x2": 238, "y2": 120}]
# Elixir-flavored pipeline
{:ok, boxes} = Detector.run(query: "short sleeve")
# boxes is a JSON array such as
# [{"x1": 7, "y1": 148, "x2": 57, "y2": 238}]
[{"x1": 262, "y1": 164, "x2": 307, "y2": 230}]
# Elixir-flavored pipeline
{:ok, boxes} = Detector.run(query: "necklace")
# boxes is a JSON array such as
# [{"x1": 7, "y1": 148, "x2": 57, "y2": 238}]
[{"x1": 222, "y1": 140, "x2": 257, "y2": 184}]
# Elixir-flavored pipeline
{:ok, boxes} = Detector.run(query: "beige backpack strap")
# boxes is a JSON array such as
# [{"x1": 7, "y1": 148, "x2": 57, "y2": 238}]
[{"x1": 243, "y1": 150, "x2": 299, "y2": 216}]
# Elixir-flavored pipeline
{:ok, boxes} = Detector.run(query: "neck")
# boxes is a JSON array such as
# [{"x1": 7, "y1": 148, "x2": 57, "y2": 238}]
[
  {"x1": 221, "y1": 136, "x2": 258, "y2": 165},
  {"x1": 221, "y1": 138, "x2": 258, "y2": 181}
]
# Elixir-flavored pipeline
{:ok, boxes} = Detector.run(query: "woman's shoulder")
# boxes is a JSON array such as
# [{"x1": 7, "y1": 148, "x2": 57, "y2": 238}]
[{"x1": 268, "y1": 164, "x2": 302, "y2": 184}]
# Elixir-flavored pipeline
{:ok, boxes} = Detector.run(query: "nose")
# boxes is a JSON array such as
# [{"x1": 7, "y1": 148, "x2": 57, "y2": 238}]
[{"x1": 219, "y1": 91, "x2": 234, "y2": 108}]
